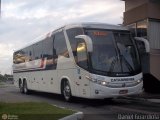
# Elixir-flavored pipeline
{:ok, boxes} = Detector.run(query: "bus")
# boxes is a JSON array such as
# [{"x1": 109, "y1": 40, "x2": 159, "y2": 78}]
[{"x1": 13, "y1": 23, "x2": 143, "y2": 101}]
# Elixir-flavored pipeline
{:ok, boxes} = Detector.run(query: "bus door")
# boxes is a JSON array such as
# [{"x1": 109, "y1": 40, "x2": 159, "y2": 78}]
[{"x1": 76, "y1": 40, "x2": 90, "y2": 98}]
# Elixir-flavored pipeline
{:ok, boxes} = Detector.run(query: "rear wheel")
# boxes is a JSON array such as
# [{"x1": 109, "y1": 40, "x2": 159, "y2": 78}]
[
  {"x1": 62, "y1": 80, "x2": 72, "y2": 102},
  {"x1": 23, "y1": 80, "x2": 30, "y2": 94},
  {"x1": 19, "y1": 80, "x2": 24, "y2": 94}
]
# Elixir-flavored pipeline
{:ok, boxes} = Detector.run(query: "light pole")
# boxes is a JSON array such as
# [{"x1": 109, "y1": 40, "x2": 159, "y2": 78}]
[{"x1": 0, "y1": 0, "x2": 1, "y2": 18}]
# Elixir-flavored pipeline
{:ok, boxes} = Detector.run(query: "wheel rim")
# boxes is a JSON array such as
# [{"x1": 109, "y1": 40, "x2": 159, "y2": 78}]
[
  {"x1": 24, "y1": 81, "x2": 28, "y2": 94},
  {"x1": 24, "y1": 83, "x2": 27, "y2": 93},
  {"x1": 63, "y1": 81, "x2": 71, "y2": 101}
]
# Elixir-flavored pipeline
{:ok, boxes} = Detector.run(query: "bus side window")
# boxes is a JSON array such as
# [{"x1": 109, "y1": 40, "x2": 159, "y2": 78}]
[
  {"x1": 76, "y1": 39, "x2": 88, "y2": 70},
  {"x1": 66, "y1": 28, "x2": 84, "y2": 58},
  {"x1": 33, "y1": 41, "x2": 43, "y2": 60},
  {"x1": 54, "y1": 31, "x2": 69, "y2": 58}
]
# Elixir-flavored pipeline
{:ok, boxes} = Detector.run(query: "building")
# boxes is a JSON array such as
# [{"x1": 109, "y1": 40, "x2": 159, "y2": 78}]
[{"x1": 122, "y1": 0, "x2": 160, "y2": 92}]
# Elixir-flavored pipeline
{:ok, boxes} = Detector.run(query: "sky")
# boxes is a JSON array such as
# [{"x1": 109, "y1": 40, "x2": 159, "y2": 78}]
[{"x1": 0, "y1": 0, "x2": 124, "y2": 75}]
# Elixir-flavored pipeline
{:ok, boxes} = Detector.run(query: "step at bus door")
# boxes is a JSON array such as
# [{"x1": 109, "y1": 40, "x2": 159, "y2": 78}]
[{"x1": 75, "y1": 68, "x2": 90, "y2": 98}]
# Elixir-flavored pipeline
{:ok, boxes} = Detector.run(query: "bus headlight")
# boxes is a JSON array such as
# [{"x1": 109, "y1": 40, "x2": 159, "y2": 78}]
[
  {"x1": 86, "y1": 76, "x2": 109, "y2": 86},
  {"x1": 136, "y1": 78, "x2": 143, "y2": 84},
  {"x1": 100, "y1": 81, "x2": 108, "y2": 86},
  {"x1": 95, "y1": 79, "x2": 109, "y2": 86}
]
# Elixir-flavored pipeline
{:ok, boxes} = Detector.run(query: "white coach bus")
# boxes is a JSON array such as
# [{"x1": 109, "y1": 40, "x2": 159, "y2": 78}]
[{"x1": 13, "y1": 23, "x2": 143, "y2": 101}]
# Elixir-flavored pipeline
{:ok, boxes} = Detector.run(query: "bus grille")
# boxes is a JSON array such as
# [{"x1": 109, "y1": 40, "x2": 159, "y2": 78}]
[{"x1": 107, "y1": 82, "x2": 139, "y2": 88}]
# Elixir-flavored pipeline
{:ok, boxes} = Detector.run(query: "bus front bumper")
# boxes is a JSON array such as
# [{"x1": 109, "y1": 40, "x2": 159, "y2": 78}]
[{"x1": 90, "y1": 82, "x2": 143, "y2": 99}]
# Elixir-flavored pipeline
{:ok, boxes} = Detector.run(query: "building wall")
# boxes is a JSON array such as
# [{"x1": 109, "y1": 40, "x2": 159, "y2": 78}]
[
  {"x1": 125, "y1": 0, "x2": 149, "y2": 11},
  {"x1": 149, "y1": 20, "x2": 160, "y2": 80},
  {"x1": 123, "y1": 3, "x2": 148, "y2": 25},
  {"x1": 148, "y1": 3, "x2": 160, "y2": 20},
  {"x1": 123, "y1": 0, "x2": 160, "y2": 81},
  {"x1": 148, "y1": 20, "x2": 160, "y2": 49},
  {"x1": 150, "y1": 49, "x2": 160, "y2": 80},
  {"x1": 123, "y1": 1, "x2": 160, "y2": 25}
]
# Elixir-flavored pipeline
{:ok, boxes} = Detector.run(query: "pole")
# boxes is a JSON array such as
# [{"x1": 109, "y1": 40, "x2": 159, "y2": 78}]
[{"x1": 0, "y1": 0, "x2": 1, "y2": 18}]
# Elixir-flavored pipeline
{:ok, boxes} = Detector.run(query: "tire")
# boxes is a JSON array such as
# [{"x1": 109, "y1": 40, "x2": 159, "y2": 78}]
[
  {"x1": 19, "y1": 80, "x2": 24, "y2": 94},
  {"x1": 62, "y1": 80, "x2": 72, "y2": 102},
  {"x1": 23, "y1": 80, "x2": 30, "y2": 94}
]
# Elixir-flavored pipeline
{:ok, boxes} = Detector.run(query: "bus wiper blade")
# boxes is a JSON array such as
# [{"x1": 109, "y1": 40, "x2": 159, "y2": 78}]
[
  {"x1": 109, "y1": 55, "x2": 134, "y2": 73},
  {"x1": 120, "y1": 55, "x2": 134, "y2": 72}
]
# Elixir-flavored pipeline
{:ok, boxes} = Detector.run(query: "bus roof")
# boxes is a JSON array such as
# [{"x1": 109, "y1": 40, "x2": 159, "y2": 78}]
[
  {"x1": 14, "y1": 22, "x2": 128, "y2": 52},
  {"x1": 64, "y1": 22, "x2": 128, "y2": 31}
]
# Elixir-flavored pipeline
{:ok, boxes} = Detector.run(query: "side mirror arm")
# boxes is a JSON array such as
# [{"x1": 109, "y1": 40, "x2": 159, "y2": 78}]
[
  {"x1": 134, "y1": 37, "x2": 150, "y2": 53},
  {"x1": 75, "y1": 35, "x2": 93, "y2": 52}
]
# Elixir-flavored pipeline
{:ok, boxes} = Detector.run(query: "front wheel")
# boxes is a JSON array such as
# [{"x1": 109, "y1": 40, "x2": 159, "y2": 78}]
[{"x1": 62, "y1": 80, "x2": 72, "y2": 102}]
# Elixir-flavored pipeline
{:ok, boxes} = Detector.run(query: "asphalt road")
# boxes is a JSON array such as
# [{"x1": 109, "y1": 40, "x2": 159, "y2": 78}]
[{"x1": 0, "y1": 83, "x2": 160, "y2": 120}]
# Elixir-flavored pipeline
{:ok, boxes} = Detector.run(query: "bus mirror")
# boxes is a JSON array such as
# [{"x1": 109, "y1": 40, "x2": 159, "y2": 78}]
[
  {"x1": 75, "y1": 35, "x2": 93, "y2": 52},
  {"x1": 134, "y1": 37, "x2": 150, "y2": 53}
]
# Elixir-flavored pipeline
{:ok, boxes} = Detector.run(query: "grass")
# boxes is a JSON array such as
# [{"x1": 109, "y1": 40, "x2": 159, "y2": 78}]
[{"x1": 0, "y1": 102, "x2": 75, "y2": 120}]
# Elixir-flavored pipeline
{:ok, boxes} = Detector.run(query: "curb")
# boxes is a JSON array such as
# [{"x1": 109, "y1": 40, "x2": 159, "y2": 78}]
[{"x1": 59, "y1": 112, "x2": 84, "y2": 120}]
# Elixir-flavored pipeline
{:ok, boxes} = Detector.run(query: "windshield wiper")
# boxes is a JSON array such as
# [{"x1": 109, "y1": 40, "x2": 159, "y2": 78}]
[
  {"x1": 109, "y1": 55, "x2": 134, "y2": 73},
  {"x1": 120, "y1": 55, "x2": 134, "y2": 72}
]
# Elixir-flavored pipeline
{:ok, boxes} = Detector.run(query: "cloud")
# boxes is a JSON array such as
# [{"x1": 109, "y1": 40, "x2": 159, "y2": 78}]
[{"x1": 0, "y1": 0, "x2": 124, "y2": 74}]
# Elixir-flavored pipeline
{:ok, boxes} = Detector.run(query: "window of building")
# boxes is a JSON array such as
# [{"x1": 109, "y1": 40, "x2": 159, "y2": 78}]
[
  {"x1": 137, "y1": 20, "x2": 147, "y2": 38},
  {"x1": 127, "y1": 23, "x2": 137, "y2": 37}
]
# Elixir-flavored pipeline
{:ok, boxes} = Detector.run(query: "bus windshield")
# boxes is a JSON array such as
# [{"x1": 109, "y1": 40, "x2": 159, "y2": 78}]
[{"x1": 85, "y1": 29, "x2": 141, "y2": 76}]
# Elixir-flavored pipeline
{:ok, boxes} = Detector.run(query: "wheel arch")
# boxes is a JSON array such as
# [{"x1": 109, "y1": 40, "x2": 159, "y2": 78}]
[
  {"x1": 60, "y1": 76, "x2": 72, "y2": 95},
  {"x1": 18, "y1": 78, "x2": 22, "y2": 87},
  {"x1": 22, "y1": 77, "x2": 27, "y2": 84}
]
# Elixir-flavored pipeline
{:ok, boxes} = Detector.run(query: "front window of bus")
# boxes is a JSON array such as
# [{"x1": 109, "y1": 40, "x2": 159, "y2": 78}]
[{"x1": 85, "y1": 29, "x2": 141, "y2": 76}]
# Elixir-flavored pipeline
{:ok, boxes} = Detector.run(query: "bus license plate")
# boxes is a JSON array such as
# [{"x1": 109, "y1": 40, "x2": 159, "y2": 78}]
[{"x1": 119, "y1": 90, "x2": 128, "y2": 94}]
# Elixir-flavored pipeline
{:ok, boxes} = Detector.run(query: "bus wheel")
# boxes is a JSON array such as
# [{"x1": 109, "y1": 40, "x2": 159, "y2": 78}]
[
  {"x1": 23, "y1": 80, "x2": 30, "y2": 94},
  {"x1": 19, "y1": 80, "x2": 24, "y2": 93},
  {"x1": 62, "y1": 80, "x2": 72, "y2": 102}
]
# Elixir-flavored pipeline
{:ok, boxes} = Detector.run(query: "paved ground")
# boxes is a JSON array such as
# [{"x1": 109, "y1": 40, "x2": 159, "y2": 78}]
[{"x1": 0, "y1": 83, "x2": 160, "y2": 120}]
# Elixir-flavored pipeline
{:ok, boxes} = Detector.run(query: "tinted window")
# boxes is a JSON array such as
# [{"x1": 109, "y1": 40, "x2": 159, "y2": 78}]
[
  {"x1": 13, "y1": 50, "x2": 25, "y2": 64},
  {"x1": 54, "y1": 31, "x2": 69, "y2": 57},
  {"x1": 26, "y1": 46, "x2": 34, "y2": 61},
  {"x1": 33, "y1": 41, "x2": 43, "y2": 60},
  {"x1": 85, "y1": 30, "x2": 117, "y2": 72},
  {"x1": 42, "y1": 36, "x2": 57, "y2": 69},
  {"x1": 14, "y1": 48, "x2": 28, "y2": 64},
  {"x1": 66, "y1": 28, "x2": 83, "y2": 56},
  {"x1": 43, "y1": 37, "x2": 53, "y2": 59},
  {"x1": 76, "y1": 41, "x2": 88, "y2": 69}
]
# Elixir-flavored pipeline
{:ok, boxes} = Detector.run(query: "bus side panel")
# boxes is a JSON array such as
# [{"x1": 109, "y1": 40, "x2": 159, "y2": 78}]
[
  {"x1": 56, "y1": 56, "x2": 76, "y2": 95},
  {"x1": 41, "y1": 70, "x2": 58, "y2": 93},
  {"x1": 57, "y1": 69, "x2": 77, "y2": 96},
  {"x1": 13, "y1": 73, "x2": 20, "y2": 88}
]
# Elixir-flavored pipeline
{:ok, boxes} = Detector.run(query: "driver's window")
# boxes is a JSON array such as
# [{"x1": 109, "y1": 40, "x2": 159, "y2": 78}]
[
  {"x1": 76, "y1": 40, "x2": 88, "y2": 69},
  {"x1": 135, "y1": 40, "x2": 146, "y2": 55}
]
